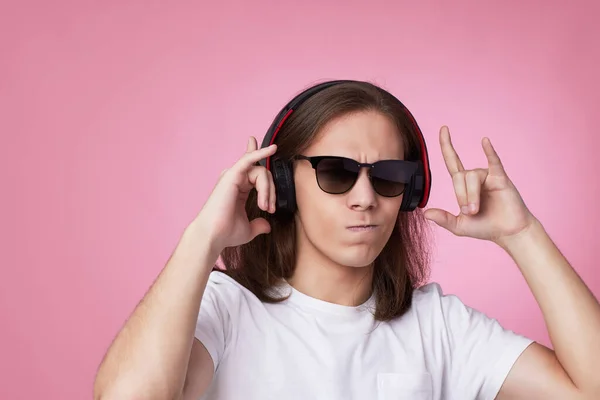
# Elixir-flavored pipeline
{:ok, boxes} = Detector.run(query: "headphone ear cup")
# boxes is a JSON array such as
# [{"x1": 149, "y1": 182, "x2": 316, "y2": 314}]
[
  {"x1": 271, "y1": 159, "x2": 296, "y2": 214},
  {"x1": 400, "y1": 162, "x2": 425, "y2": 212},
  {"x1": 400, "y1": 177, "x2": 414, "y2": 212}
]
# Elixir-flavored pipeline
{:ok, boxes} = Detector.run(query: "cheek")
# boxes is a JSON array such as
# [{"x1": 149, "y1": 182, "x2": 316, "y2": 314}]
[
  {"x1": 296, "y1": 189, "x2": 339, "y2": 232},
  {"x1": 294, "y1": 181, "x2": 344, "y2": 246},
  {"x1": 378, "y1": 200, "x2": 403, "y2": 236},
  {"x1": 294, "y1": 167, "x2": 333, "y2": 222}
]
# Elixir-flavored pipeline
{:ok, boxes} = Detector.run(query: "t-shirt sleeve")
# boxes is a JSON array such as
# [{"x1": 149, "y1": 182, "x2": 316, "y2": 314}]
[
  {"x1": 437, "y1": 286, "x2": 534, "y2": 399},
  {"x1": 194, "y1": 272, "x2": 232, "y2": 373}
]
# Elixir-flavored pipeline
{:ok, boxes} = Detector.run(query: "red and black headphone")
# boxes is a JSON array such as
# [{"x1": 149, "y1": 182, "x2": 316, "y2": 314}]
[{"x1": 259, "y1": 80, "x2": 432, "y2": 214}]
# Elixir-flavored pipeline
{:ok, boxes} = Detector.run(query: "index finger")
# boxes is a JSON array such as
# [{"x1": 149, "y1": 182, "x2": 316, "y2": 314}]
[
  {"x1": 246, "y1": 136, "x2": 258, "y2": 153},
  {"x1": 439, "y1": 126, "x2": 465, "y2": 175},
  {"x1": 235, "y1": 143, "x2": 277, "y2": 171}
]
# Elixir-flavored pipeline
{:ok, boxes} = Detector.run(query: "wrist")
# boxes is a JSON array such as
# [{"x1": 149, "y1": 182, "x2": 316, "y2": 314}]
[
  {"x1": 175, "y1": 218, "x2": 223, "y2": 270},
  {"x1": 495, "y1": 216, "x2": 544, "y2": 254}
]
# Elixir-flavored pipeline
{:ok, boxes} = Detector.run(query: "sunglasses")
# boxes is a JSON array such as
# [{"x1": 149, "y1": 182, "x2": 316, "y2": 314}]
[{"x1": 294, "y1": 155, "x2": 418, "y2": 197}]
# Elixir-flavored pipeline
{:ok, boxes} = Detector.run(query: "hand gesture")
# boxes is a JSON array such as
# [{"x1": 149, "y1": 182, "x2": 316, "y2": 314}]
[
  {"x1": 197, "y1": 137, "x2": 277, "y2": 252},
  {"x1": 424, "y1": 126, "x2": 536, "y2": 245}
]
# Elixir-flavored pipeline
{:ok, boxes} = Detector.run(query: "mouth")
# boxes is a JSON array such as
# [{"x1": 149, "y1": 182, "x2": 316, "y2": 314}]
[{"x1": 347, "y1": 225, "x2": 378, "y2": 232}]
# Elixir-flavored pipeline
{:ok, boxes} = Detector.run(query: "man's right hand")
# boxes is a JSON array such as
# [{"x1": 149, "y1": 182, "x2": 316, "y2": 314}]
[{"x1": 197, "y1": 136, "x2": 278, "y2": 253}]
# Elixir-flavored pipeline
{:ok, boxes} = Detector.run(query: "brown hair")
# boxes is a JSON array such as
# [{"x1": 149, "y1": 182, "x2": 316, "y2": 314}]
[{"x1": 216, "y1": 81, "x2": 432, "y2": 321}]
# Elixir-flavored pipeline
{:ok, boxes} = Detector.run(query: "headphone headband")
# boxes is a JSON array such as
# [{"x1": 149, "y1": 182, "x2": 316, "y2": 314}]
[
  {"x1": 260, "y1": 81, "x2": 348, "y2": 170},
  {"x1": 259, "y1": 80, "x2": 432, "y2": 211}
]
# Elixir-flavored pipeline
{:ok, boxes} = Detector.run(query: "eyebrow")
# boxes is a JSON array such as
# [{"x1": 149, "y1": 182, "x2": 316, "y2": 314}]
[{"x1": 304, "y1": 154, "x2": 405, "y2": 161}]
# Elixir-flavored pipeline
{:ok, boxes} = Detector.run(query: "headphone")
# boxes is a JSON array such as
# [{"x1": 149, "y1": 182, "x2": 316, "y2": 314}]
[{"x1": 258, "y1": 80, "x2": 432, "y2": 214}]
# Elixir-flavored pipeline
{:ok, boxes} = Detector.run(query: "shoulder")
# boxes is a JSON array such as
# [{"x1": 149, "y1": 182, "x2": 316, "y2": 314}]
[
  {"x1": 411, "y1": 281, "x2": 452, "y2": 307},
  {"x1": 411, "y1": 281, "x2": 471, "y2": 306},
  {"x1": 413, "y1": 281, "x2": 444, "y2": 296},
  {"x1": 206, "y1": 269, "x2": 243, "y2": 290},
  {"x1": 205, "y1": 270, "x2": 249, "y2": 297},
  {"x1": 409, "y1": 281, "x2": 526, "y2": 340},
  {"x1": 203, "y1": 270, "x2": 265, "y2": 310},
  {"x1": 408, "y1": 281, "x2": 475, "y2": 324}
]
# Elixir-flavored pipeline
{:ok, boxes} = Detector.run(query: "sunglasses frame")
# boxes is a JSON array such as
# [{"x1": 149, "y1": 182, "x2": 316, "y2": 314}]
[{"x1": 294, "y1": 155, "x2": 418, "y2": 198}]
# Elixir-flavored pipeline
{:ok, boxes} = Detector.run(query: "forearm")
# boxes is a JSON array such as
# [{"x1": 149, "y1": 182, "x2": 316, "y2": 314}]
[
  {"x1": 94, "y1": 219, "x2": 221, "y2": 400},
  {"x1": 498, "y1": 218, "x2": 600, "y2": 394}
]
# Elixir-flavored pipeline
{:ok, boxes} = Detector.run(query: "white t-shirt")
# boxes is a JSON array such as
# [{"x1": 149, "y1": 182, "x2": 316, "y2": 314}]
[{"x1": 195, "y1": 271, "x2": 533, "y2": 400}]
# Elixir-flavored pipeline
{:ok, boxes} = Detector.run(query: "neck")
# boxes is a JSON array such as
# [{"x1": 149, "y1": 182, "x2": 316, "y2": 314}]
[{"x1": 288, "y1": 242, "x2": 374, "y2": 307}]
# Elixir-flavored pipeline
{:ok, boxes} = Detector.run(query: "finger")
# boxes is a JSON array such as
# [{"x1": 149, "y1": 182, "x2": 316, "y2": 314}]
[
  {"x1": 452, "y1": 171, "x2": 469, "y2": 214},
  {"x1": 248, "y1": 166, "x2": 272, "y2": 212},
  {"x1": 424, "y1": 208, "x2": 460, "y2": 235},
  {"x1": 249, "y1": 217, "x2": 271, "y2": 239},
  {"x1": 268, "y1": 169, "x2": 276, "y2": 213},
  {"x1": 246, "y1": 136, "x2": 258, "y2": 153},
  {"x1": 235, "y1": 143, "x2": 277, "y2": 171},
  {"x1": 482, "y1": 137, "x2": 506, "y2": 176},
  {"x1": 465, "y1": 170, "x2": 483, "y2": 214},
  {"x1": 440, "y1": 126, "x2": 465, "y2": 175}
]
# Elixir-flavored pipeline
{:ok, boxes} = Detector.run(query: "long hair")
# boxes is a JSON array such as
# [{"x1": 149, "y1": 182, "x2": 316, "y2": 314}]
[{"x1": 217, "y1": 81, "x2": 433, "y2": 321}]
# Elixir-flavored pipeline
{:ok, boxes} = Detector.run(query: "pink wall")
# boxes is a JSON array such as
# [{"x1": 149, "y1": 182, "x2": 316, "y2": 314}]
[{"x1": 1, "y1": 1, "x2": 599, "y2": 398}]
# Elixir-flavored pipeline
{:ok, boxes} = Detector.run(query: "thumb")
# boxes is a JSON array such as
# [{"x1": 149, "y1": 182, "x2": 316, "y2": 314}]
[
  {"x1": 249, "y1": 217, "x2": 272, "y2": 239},
  {"x1": 424, "y1": 208, "x2": 458, "y2": 234}
]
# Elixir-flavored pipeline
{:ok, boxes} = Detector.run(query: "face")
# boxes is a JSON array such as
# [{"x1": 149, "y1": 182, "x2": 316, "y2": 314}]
[{"x1": 293, "y1": 110, "x2": 405, "y2": 268}]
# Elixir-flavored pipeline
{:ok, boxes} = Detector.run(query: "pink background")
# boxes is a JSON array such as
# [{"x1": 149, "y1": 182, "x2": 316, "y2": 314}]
[{"x1": 1, "y1": 1, "x2": 599, "y2": 399}]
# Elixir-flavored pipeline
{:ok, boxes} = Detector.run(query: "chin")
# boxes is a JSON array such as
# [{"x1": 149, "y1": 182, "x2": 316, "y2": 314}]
[{"x1": 328, "y1": 245, "x2": 382, "y2": 268}]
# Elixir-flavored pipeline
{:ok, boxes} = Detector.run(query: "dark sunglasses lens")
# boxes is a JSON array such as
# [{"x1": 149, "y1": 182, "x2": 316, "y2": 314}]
[
  {"x1": 316, "y1": 158, "x2": 358, "y2": 194},
  {"x1": 371, "y1": 160, "x2": 416, "y2": 197}
]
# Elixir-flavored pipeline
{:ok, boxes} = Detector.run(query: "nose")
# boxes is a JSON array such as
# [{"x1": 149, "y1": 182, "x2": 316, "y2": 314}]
[{"x1": 347, "y1": 168, "x2": 377, "y2": 210}]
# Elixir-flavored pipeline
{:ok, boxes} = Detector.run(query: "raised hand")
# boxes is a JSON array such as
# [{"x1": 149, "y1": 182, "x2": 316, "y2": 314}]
[
  {"x1": 196, "y1": 136, "x2": 277, "y2": 252},
  {"x1": 423, "y1": 126, "x2": 536, "y2": 245}
]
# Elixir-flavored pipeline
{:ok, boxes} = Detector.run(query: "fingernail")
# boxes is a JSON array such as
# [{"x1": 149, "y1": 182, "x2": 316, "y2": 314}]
[
  {"x1": 469, "y1": 203, "x2": 477, "y2": 212},
  {"x1": 461, "y1": 206, "x2": 470, "y2": 214}
]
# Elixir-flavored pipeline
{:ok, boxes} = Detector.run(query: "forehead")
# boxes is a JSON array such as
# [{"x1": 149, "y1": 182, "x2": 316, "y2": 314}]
[{"x1": 305, "y1": 110, "x2": 405, "y2": 160}]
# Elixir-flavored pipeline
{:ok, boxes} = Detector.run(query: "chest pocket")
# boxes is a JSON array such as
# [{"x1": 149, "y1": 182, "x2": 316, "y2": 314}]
[{"x1": 377, "y1": 372, "x2": 433, "y2": 400}]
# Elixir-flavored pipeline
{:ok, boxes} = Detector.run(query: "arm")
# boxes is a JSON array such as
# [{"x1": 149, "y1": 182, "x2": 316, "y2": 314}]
[
  {"x1": 423, "y1": 126, "x2": 600, "y2": 399},
  {"x1": 93, "y1": 219, "x2": 218, "y2": 400},
  {"x1": 496, "y1": 218, "x2": 600, "y2": 400},
  {"x1": 93, "y1": 138, "x2": 278, "y2": 400}
]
